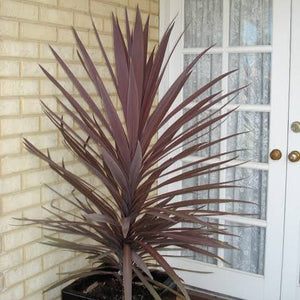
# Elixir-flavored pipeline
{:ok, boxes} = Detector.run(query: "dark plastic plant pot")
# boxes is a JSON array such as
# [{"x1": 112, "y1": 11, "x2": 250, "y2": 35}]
[{"x1": 61, "y1": 271, "x2": 176, "y2": 300}]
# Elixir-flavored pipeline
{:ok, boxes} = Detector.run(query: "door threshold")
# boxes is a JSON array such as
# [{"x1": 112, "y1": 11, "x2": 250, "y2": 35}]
[{"x1": 182, "y1": 286, "x2": 242, "y2": 300}]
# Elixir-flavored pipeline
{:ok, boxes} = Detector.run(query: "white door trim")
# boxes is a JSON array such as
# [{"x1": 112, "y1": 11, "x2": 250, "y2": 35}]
[{"x1": 281, "y1": 0, "x2": 300, "y2": 298}]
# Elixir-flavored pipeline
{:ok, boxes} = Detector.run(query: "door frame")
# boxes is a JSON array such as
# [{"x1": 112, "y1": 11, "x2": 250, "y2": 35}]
[
  {"x1": 159, "y1": 1, "x2": 292, "y2": 299},
  {"x1": 281, "y1": 0, "x2": 300, "y2": 298}
]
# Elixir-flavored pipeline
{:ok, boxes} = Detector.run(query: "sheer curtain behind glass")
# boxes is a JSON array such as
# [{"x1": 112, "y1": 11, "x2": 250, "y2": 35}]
[{"x1": 182, "y1": 0, "x2": 272, "y2": 275}]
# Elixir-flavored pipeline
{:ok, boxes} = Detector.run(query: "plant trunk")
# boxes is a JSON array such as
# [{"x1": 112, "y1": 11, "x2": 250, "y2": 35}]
[{"x1": 123, "y1": 243, "x2": 132, "y2": 300}]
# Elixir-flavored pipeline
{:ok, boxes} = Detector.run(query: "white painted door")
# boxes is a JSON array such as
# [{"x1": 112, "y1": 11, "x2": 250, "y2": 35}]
[{"x1": 160, "y1": 1, "x2": 292, "y2": 299}]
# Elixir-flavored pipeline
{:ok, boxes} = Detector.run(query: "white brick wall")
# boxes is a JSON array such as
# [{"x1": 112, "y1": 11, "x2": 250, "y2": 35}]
[
  {"x1": 1, "y1": 0, "x2": 39, "y2": 20},
  {"x1": 20, "y1": 23, "x2": 57, "y2": 41},
  {"x1": 0, "y1": 0, "x2": 159, "y2": 299},
  {"x1": 1, "y1": 117, "x2": 40, "y2": 135},
  {"x1": 0, "y1": 40, "x2": 39, "y2": 57},
  {"x1": 1, "y1": 189, "x2": 41, "y2": 213}
]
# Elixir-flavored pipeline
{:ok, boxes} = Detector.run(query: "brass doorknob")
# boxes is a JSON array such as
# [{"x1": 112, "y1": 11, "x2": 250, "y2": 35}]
[
  {"x1": 288, "y1": 150, "x2": 300, "y2": 162},
  {"x1": 270, "y1": 149, "x2": 282, "y2": 160}
]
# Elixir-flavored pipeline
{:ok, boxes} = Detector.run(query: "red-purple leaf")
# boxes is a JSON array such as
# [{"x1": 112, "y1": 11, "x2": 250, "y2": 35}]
[
  {"x1": 126, "y1": 60, "x2": 140, "y2": 152},
  {"x1": 132, "y1": 251, "x2": 153, "y2": 279},
  {"x1": 138, "y1": 241, "x2": 190, "y2": 300},
  {"x1": 121, "y1": 217, "x2": 130, "y2": 238}
]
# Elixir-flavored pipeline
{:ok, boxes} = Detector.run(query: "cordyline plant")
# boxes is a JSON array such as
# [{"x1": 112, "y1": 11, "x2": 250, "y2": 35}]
[{"x1": 19, "y1": 7, "x2": 249, "y2": 300}]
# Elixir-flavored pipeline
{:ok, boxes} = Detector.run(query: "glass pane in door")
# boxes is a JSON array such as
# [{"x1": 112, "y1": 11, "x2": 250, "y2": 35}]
[
  {"x1": 226, "y1": 111, "x2": 270, "y2": 163},
  {"x1": 183, "y1": 54, "x2": 223, "y2": 100},
  {"x1": 224, "y1": 222, "x2": 266, "y2": 275},
  {"x1": 228, "y1": 53, "x2": 271, "y2": 105},
  {"x1": 181, "y1": 0, "x2": 272, "y2": 275},
  {"x1": 229, "y1": 0, "x2": 273, "y2": 46},
  {"x1": 225, "y1": 168, "x2": 268, "y2": 220},
  {"x1": 184, "y1": 0, "x2": 223, "y2": 47}
]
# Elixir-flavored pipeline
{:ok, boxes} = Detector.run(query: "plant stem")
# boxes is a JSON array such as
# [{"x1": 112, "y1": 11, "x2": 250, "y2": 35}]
[{"x1": 123, "y1": 243, "x2": 132, "y2": 300}]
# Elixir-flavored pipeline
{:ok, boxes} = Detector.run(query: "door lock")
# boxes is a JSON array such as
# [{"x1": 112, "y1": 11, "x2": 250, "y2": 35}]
[
  {"x1": 291, "y1": 121, "x2": 300, "y2": 133},
  {"x1": 270, "y1": 149, "x2": 282, "y2": 160},
  {"x1": 288, "y1": 150, "x2": 300, "y2": 162}
]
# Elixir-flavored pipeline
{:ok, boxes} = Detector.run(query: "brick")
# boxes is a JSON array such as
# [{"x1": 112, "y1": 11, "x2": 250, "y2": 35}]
[
  {"x1": 0, "y1": 40, "x2": 39, "y2": 58},
  {"x1": 40, "y1": 7, "x2": 73, "y2": 26},
  {"x1": 22, "y1": 168, "x2": 58, "y2": 189},
  {"x1": 103, "y1": 18, "x2": 113, "y2": 33},
  {"x1": 59, "y1": 0, "x2": 89, "y2": 11},
  {"x1": 1, "y1": 0, "x2": 38, "y2": 20},
  {"x1": 68, "y1": 96, "x2": 89, "y2": 111},
  {"x1": 0, "y1": 282, "x2": 24, "y2": 300},
  {"x1": 150, "y1": 0, "x2": 159, "y2": 14},
  {"x1": 84, "y1": 47, "x2": 102, "y2": 63},
  {"x1": 149, "y1": 27, "x2": 159, "y2": 40},
  {"x1": 58, "y1": 232, "x2": 81, "y2": 242},
  {"x1": 26, "y1": 133, "x2": 58, "y2": 149},
  {"x1": 40, "y1": 79, "x2": 73, "y2": 96},
  {"x1": 72, "y1": 128, "x2": 89, "y2": 142},
  {"x1": 58, "y1": 28, "x2": 88, "y2": 44},
  {"x1": 41, "y1": 115, "x2": 57, "y2": 132},
  {"x1": 24, "y1": 242, "x2": 53, "y2": 261},
  {"x1": 0, "y1": 248, "x2": 23, "y2": 271},
  {"x1": 24, "y1": 292, "x2": 44, "y2": 300},
  {"x1": 43, "y1": 285, "x2": 61, "y2": 300},
  {"x1": 20, "y1": 23, "x2": 57, "y2": 41},
  {"x1": 102, "y1": 79, "x2": 115, "y2": 94},
  {"x1": 72, "y1": 79, "x2": 96, "y2": 95},
  {"x1": 88, "y1": 31, "x2": 113, "y2": 47},
  {"x1": 5, "y1": 257, "x2": 42, "y2": 286},
  {"x1": 42, "y1": 181, "x2": 73, "y2": 202},
  {"x1": 116, "y1": 7, "x2": 135, "y2": 21},
  {"x1": 60, "y1": 254, "x2": 87, "y2": 274},
  {"x1": 74, "y1": 13, "x2": 103, "y2": 30},
  {"x1": 51, "y1": 110, "x2": 72, "y2": 127},
  {"x1": 45, "y1": 148, "x2": 74, "y2": 164},
  {"x1": 1, "y1": 189, "x2": 40, "y2": 213},
  {"x1": 82, "y1": 80, "x2": 98, "y2": 95},
  {"x1": 90, "y1": 1, "x2": 116, "y2": 17},
  {"x1": 0, "y1": 99, "x2": 20, "y2": 116},
  {"x1": 149, "y1": 14, "x2": 159, "y2": 28},
  {"x1": 148, "y1": 40, "x2": 156, "y2": 52},
  {"x1": 100, "y1": 0, "x2": 127, "y2": 5},
  {"x1": 4, "y1": 227, "x2": 42, "y2": 251},
  {"x1": 22, "y1": 61, "x2": 56, "y2": 78},
  {"x1": 0, "y1": 19, "x2": 18, "y2": 38},
  {"x1": 22, "y1": 97, "x2": 57, "y2": 115},
  {"x1": 43, "y1": 250, "x2": 73, "y2": 269},
  {"x1": 0, "y1": 137, "x2": 21, "y2": 156},
  {"x1": 0, "y1": 60, "x2": 20, "y2": 77},
  {"x1": 1, "y1": 117, "x2": 39, "y2": 136},
  {"x1": 128, "y1": 0, "x2": 149, "y2": 11},
  {"x1": 98, "y1": 33, "x2": 113, "y2": 48},
  {"x1": 29, "y1": 0, "x2": 57, "y2": 5},
  {"x1": 0, "y1": 154, "x2": 40, "y2": 175},
  {"x1": 0, "y1": 175, "x2": 21, "y2": 195},
  {"x1": 22, "y1": 204, "x2": 53, "y2": 220},
  {"x1": 0, "y1": 79, "x2": 39, "y2": 96},
  {"x1": 40, "y1": 44, "x2": 73, "y2": 60},
  {"x1": 65, "y1": 162, "x2": 88, "y2": 176},
  {"x1": 141, "y1": 11, "x2": 151, "y2": 24},
  {"x1": 58, "y1": 63, "x2": 86, "y2": 79},
  {"x1": 0, "y1": 211, "x2": 22, "y2": 233},
  {"x1": 59, "y1": 197, "x2": 76, "y2": 211}
]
